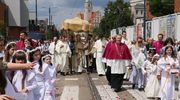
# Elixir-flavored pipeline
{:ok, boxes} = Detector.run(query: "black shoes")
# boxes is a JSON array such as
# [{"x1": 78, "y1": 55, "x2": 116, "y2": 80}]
[
  {"x1": 78, "y1": 72, "x2": 82, "y2": 75},
  {"x1": 131, "y1": 84, "x2": 144, "y2": 91},
  {"x1": 98, "y1": 74, "x2": 104, "y2": 76},
  {"x1": 138, "y1": 88, "x2": 144, "y2": 91},
  {"x1": 60, "y1": 72, "x2": 66, "y2": 76},
  {"x1": 132, "y1": 84, "x2": 135, "y2": 89},
  {"x1": 114, "y1": 88, "x2": 121, "y2": 92}
]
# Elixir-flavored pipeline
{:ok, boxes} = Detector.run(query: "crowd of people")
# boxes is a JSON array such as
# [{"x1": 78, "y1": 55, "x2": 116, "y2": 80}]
[
  {"x1": 0, "y1": 32, "x2": 56, "y2": 100},
  {"x1": 103, "y1": 32, "x2": 180, "y2": 100},
  {"x1": 1, "y1": 30, "x2": 180, "y2": 100}
]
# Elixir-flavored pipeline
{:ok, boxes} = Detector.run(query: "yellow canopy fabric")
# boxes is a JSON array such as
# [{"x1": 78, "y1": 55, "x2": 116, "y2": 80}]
[{"x1": 61, "y1": 17, "x2": 91, "y2": 32}]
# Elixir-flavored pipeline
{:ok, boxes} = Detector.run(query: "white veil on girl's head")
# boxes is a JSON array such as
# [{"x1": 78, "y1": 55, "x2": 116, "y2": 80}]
[
  {"x1": 5, "y1": 42, "x2": 16, "y2": 50},
  {"x1": 41, "y1": 54, "x2": 52, "y2": 63},
  {"x1": 11, "y1": 50, "x2": 27, "y2": 63}
]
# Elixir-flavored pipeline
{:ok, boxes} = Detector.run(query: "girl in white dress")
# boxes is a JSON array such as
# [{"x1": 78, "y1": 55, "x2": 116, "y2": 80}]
[
  {"x1": 141, "y1": 48, "x2": 156, "y2": 82},
  {"x1": 29, "y1": 48, "x2": 50, "y2": 100},
  {"x1": 42, "y1": 55, "x2": 56, "y2": 100},
  {"x1": 11, "y1": 50, "x2": 37, "y2": 100},
  {"x1": 158, "y1": 45, "x2": 179, "y2": 100},
  {"x1": 4, "y1": 42, "x2": 16, "y2": 81},
  {"x1": 145, "y1": 54, "x2": 160, "y2": 98}
]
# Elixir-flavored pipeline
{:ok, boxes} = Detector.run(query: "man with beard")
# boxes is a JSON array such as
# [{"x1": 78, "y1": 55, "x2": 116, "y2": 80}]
[{"x1": 16, "y1": 32, "x2": 28, "y2": 50}]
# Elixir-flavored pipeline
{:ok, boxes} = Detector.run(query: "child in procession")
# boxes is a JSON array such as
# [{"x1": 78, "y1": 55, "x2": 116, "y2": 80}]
[
  {"x1": 4, "y1": 42, "x2": 16, "y2": 81},
  {"x1": 145, "y1": 54, "x2": 161, "y2": 99},
  {"x1": 141, "y1": 48, "x2": 156, "y2": 81},
  {"x1": 29, "y1": 48, "x2": 50, "y2": 100},
  {"x1": 11, "y1": 50, "x2": 37, "y2": 100},
  {"x1": 157, "y1": 45, "x2": 179, "y2": 100},
  {"x1": 42, "y1": 54, "x2": 56, "y2": 100}
]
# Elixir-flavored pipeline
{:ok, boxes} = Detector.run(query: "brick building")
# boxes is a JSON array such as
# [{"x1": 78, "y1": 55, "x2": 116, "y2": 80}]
[
  {"x1": 78, "y1": 11, "x2": 102, "y2": 29},
  {"x1": 77, "y1": 0, "x2": 102, "y2": 30},
  {"x1": 174, "y1": 0, "x2": 180, "y2": 13}
]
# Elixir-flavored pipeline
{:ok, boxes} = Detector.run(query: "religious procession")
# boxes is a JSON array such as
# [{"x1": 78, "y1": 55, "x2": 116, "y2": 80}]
[
  {"x1": 0, "y1": 30, "x2": 180, "y2": 100},
  {"x1": 1, "y1": 0, "x2": 180, "y2": 100}
]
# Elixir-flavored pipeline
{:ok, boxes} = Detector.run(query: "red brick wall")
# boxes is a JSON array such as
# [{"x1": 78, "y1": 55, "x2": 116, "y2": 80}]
[{"x1": 175, "y1": 0, "x2": 180, "y2": 13}]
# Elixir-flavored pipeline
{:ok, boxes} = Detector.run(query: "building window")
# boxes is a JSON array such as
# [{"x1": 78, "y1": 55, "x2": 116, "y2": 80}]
[
  {"x1": 136, "y1": 10, "x2": 138, "y2": 14},
  {"x1": 141, "y1": 10, "x2": 143, "y2": 15}
]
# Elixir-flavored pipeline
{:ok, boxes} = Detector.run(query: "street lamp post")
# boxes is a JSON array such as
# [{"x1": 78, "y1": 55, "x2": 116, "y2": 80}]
[
  {"x1": 40, "y1": 6, "x2": 57, "y2": 38},
  {"x1": 35, "y1": 0, "x2": 37, "y2": 25},
  {"x1": 143, "y1": 0, "x2": 146, "y2": 40},
  {"x1": 49, "y1": 7, "x2": 51, "y2": 25},
  {"x1": 48, "y1": 7, "x2": 57, "y2": 26}
]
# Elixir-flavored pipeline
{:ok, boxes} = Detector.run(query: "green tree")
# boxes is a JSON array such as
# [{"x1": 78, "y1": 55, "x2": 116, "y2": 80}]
[
  {"x1": 93, "y1": 27, "x2": 102, "y2": 35},
  {"x1": 99, "y1": 0, "x2": 133, "y2": 34},
  {"x1": 149, "y1": 0, "x2": 174, "y2": 17}
]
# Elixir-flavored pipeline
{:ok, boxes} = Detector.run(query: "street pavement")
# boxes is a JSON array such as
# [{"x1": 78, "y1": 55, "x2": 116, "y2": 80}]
[{"x1": 55, "y1": 72, "x2": 179, "y2": 100}]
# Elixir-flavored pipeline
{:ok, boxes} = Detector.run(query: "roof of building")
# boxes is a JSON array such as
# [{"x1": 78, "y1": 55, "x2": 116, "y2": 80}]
[{"x1": 135, "y1": 3, "x2": 144, "y2": 9}]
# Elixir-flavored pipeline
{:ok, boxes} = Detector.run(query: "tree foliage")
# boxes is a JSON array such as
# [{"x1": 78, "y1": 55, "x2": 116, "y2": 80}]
[
  {"x1": 99, "y1": 0, "x2": 133, "y2": 34},
  {"x1": 149, "y1": 0, "x2": 174, "y2": 17},
  {"x1": 93, "y1": 27, "x2": 101, "y2": 35}
]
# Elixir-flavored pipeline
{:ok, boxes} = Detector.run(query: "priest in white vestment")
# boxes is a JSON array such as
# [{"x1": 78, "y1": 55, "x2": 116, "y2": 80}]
[
  {"x1": 55, "y1": 36, "x2": 71, "y2": 75},
  {"x1": 121, "y1": 31, "x2": 131, "y2": 80},
  {"x1": 55, "y1": 39, "x2": 63, "y2": 73},
  {"x1": 48, "y1": 37, "x2": 58, "y2": 68},
  {"x1": 93, "y1": 36, "x2": 107, "y2": 75}
]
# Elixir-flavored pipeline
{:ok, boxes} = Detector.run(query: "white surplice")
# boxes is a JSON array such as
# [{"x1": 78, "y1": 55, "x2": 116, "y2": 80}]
[
  {"x1": 93, "y1": 39, "x2": 106, "y2": 75},
  {"x1": 12, "y1": 70, "x2": 37, "y2": 100},
  {"x1": 55, "y1": 40, "x2": 71, "y2": 73},
  {"x1": 48, "y1": 42, "x2": 57, "y2": 67},
  {"x1": 56, "y1": 41, "x2": 71, "y2": 73},
  {"x1": 110, "y1": 60, "x2": 131, "y2": 74},
  {"x1": 158, "y1": 56, "x2": 179, "y2": 100},
  {"x1": 55, "y1": 40, "x2": 63, "y2": 72}
]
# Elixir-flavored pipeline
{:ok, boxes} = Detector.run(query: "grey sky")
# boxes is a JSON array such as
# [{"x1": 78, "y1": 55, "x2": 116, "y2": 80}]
[{"x1": 28, "y1": 0, "x2": 128, "y2": 29}]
